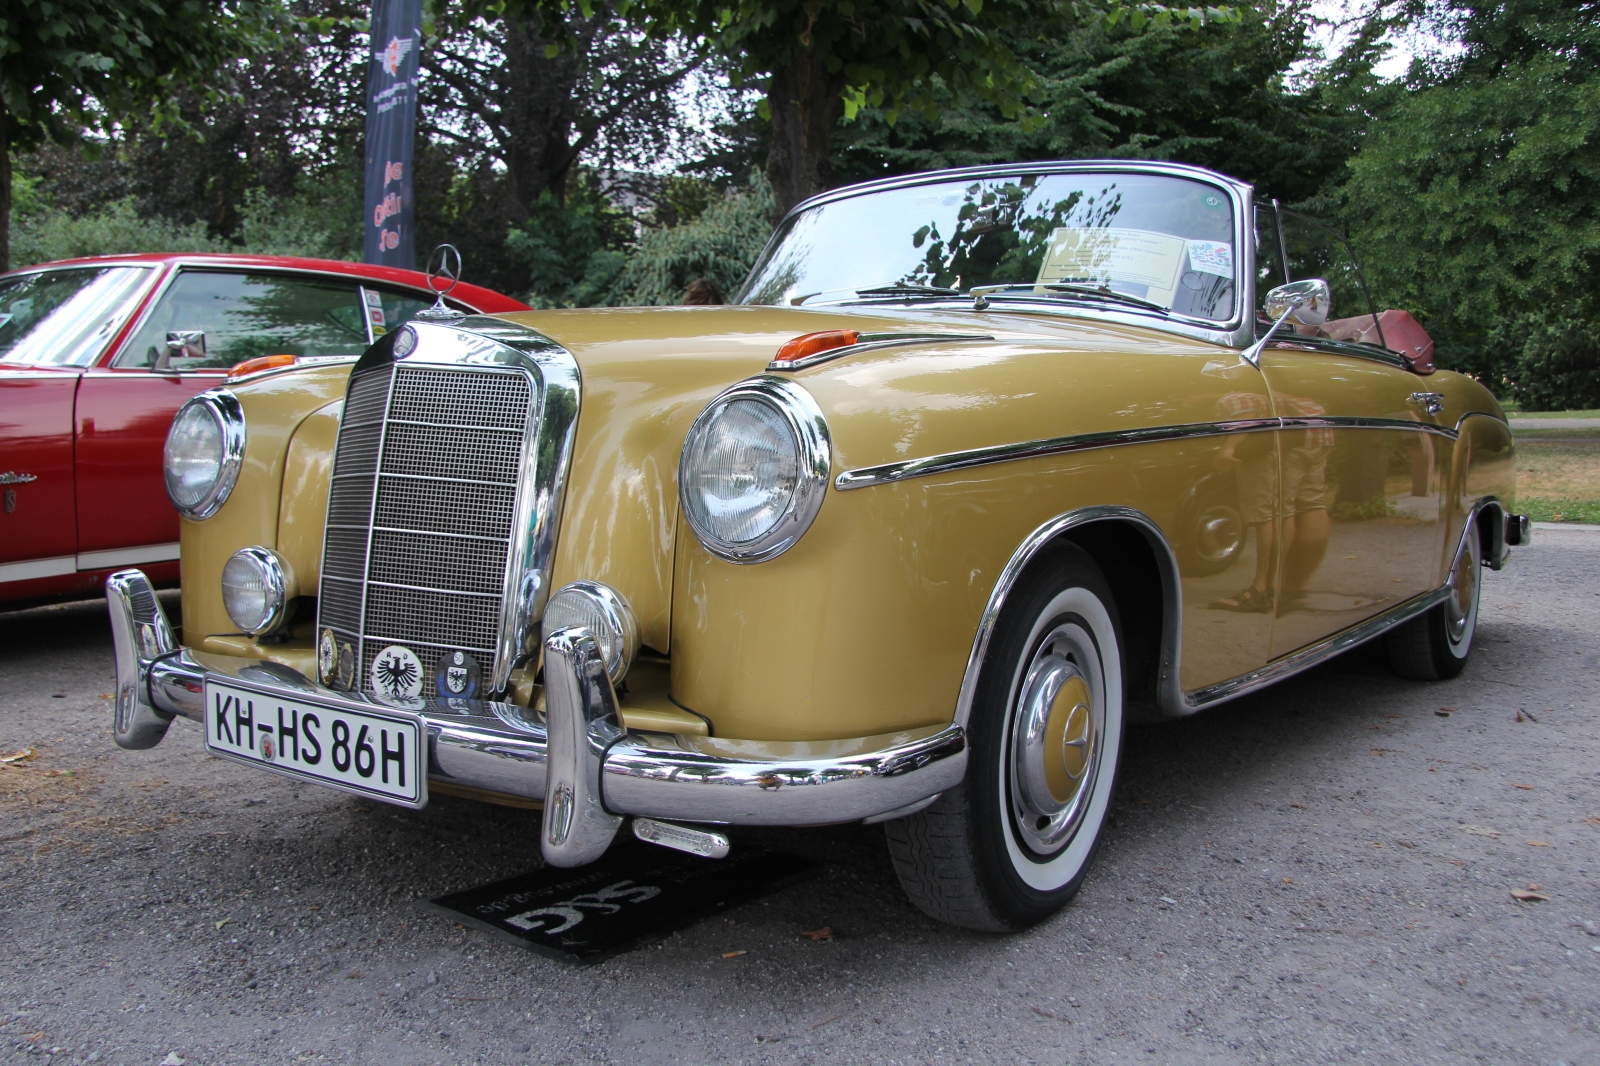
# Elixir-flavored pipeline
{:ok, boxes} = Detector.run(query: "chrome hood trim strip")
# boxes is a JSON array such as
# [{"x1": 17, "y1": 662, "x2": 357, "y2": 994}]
[{"x1": 836, "y1": 419, "x2": 1280, "y2": 491}]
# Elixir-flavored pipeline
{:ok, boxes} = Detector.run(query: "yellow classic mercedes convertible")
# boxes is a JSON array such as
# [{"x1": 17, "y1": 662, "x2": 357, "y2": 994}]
[{"x1": 106, "y1": 161, "x2": 1525, "y2": 931}]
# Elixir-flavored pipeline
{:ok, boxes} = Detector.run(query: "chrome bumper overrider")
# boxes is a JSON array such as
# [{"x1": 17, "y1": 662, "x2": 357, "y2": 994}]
[{"x1": 106, "y1": 569, "x2": 966, "y2": 865}]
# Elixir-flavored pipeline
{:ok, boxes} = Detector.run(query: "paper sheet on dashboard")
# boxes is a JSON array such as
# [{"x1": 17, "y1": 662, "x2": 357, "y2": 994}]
[{"x1": 1036, "y1": 227, "x2": 1188, "y2": 307}]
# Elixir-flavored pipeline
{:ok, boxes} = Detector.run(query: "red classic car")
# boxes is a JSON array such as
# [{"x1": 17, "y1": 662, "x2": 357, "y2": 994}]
[{"x1": 0, "y1": 253, "x2": 527, "y2": 608}]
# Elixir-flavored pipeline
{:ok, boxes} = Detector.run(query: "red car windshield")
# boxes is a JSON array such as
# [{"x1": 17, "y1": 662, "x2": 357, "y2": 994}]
[{"x1": 0, "y1": 266, "x2": 154, "y2": 367}]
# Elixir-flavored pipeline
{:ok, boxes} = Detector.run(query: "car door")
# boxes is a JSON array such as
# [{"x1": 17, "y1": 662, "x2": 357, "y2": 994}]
[
  {"x1": 74, "y1": 268, "x2": 372, "y2": 563},
  {"x1": 0, "y1": 368, "x2": 80, "y2": 586},
  {"x1": 1256, "y1": 209, "x2": 1448, "y2": 658},
  {"x1": 0, "y1": 264, "x2": 156, "y2": 592}
]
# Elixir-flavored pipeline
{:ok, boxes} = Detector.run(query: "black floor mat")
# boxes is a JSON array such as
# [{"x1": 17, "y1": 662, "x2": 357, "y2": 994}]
[{"x1": 424, "y1": 841, "x2": 821, "y2": 964}]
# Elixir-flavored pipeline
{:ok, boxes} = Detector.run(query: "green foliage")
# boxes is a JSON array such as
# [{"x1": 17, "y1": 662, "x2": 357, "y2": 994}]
[
  {"x1": 10, "y1": 196, "x2": 222, "y2": 267},
  {"x1": 11, "y1": 182, "x2": 363, "y2": 268},
  {"x1": 1498, "y1": 316, "x2": 1600, "y2": 412},
  {"x1": 832, "y1": 4, "x2": 1380, "y2": 207},
  {"x1": 540, "y1": 0, "x2": 1231, "y2": 122},
  {"x1": 0, "y1": 0, "x2": 286, "y2": 145},
  {"x1": 504, "y1": 175, "x2": 637, "y2": 307},
  {"x1": 1341, "y1": 0, "x2": 1600, "y2": 397},
  {"x1": 607, "y1": 173, "x2": 776, "y2": 304}
]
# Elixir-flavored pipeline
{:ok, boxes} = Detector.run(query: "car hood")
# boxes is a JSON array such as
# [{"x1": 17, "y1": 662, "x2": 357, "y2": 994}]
[{"x1": 506, "y1": 304, "x2": 1230, "y2": 654}]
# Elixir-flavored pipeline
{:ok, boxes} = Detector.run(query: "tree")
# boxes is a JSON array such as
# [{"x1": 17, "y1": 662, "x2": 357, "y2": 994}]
[
  {"x1": 1342, "y1": 0, "x2": 1600, "y2": 393},
  {"x1": 0, "y1": 0, "x2": 283, "y2": 270},
  {"x1": 832, "y1": 1, "x2": 1386, "y2": 209},
  {"x1": 522, "y1": 0, "x2": 1229, "y2": 216},
  {"x1": 421, "y1": 7, "x2": 702, "y2": 216}
]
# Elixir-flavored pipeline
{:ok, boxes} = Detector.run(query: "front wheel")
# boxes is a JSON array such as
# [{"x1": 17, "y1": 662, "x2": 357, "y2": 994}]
[
  {"x1": 1385, "y1": 517, "x2": 1482, "y2": 680},
  {"x1": 885, "y1": 544, "x2": 1125, "y2": 931}
]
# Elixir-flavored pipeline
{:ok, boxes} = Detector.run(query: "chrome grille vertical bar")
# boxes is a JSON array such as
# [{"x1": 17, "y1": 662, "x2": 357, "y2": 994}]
[{"x1": 356, "y1": 363, "x2": 401, "y2": 668}]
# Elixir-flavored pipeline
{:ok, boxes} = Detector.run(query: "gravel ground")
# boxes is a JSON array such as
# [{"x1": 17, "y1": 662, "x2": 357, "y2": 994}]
[{"x1": 0, "y1": 531, "x2": 1596, "y2": 1066}]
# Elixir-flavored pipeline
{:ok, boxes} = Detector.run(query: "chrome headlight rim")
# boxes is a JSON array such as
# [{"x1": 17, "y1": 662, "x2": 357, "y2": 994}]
[
  {"x1": 677, "y1": 376, "x2": 831, "y2": 564},
  {"x1": 543, "y1": 580, "x2": 640, "y2": 686},
  {"x1": 164, "y1": 388, "x2": 246, "y2": 520},
  {"x1": 221, "y1": 546, "x2": 290, "y2": 637}
]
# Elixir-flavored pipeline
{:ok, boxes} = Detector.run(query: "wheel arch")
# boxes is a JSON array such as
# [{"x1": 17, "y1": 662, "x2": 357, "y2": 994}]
[
  {"x1": 1471, "y1": 496, "x2": 1508, "y2": 571},
  {"x1": 953, "y1": 506, "x2": 1189, "y2": 731}
]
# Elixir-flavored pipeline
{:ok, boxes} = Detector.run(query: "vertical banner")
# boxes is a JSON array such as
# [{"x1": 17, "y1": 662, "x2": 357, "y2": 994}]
[{"x1": 362, "y1": 0, "x2": 423, "y2": 268}]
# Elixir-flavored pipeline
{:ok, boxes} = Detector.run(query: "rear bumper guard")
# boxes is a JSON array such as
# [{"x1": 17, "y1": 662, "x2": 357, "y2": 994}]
[{"x1": 106, "y1": 569, "x2": 967, "y2": 865}]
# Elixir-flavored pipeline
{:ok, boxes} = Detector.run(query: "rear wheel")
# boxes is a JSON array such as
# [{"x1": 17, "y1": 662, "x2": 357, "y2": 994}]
[
  {"x1": 885, "y1": 545, "x2": 1125, "y2": 931},
  {"x1": 1386, "y1": 519, "x2": 1481, "y2": 681}
]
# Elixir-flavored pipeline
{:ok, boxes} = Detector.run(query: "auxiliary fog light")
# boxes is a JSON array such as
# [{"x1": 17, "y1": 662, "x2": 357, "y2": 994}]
[
  {"x1": 542, "y1": 581, "x2": 639, "y2": 686},
  {"x1": 221, "y1": 547, "x2": 292, "y2": 636}
]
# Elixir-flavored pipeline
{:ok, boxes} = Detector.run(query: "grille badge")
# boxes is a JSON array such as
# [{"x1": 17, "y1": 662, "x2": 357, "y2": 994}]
[
  {"x1": 372, "y1": 645, "x2": 423, "y2": 703},
  {"x1": 318, "y1": 628, "x2": 339, "y2": 685},
  {"x1": 392, "y1": 325, "x2": 418, "y2": 358},
  {"x1": 437, "y1": 650, "x2": 481, "y2": 698}
]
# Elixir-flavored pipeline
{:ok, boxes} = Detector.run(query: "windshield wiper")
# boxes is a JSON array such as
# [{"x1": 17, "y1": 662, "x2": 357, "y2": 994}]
[
  {"x1": 1042, "y1": 283, "x2": 1170, "y2": 313},
  {"x1": 972, "y1": 282, "x2": 1169, "y2": 315},
  {"x1": 854, "y1": 283, "x2": 961, "y2": 298}
]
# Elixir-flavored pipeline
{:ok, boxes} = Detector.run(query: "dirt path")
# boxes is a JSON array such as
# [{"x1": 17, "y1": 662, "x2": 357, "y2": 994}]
[{"x1": 0, "y1": 535, "x2": 1595, "y2": 1066}]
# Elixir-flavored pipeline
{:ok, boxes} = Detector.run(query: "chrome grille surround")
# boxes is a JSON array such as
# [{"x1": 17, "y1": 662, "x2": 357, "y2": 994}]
[{"x1": 316, "y1": 318, "x2": 580, "y2": 699}]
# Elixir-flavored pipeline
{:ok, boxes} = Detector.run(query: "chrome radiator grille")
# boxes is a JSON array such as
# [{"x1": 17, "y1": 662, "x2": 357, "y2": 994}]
[{"x1": 318, "y1": 361, "x2": 534, "y2": 699}]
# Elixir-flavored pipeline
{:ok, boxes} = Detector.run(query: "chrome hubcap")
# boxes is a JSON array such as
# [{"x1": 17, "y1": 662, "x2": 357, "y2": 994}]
[
  {"x1": 1445, "y1": 535, "x2": 1478, "y2": 644},
  {"x1": 1010, "y1": 623, "x2": 1103, "y2": 856}
]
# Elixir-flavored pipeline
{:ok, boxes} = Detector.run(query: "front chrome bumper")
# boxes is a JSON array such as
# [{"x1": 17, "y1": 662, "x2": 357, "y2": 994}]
[{"x1": 106, "y1": 569, "x2": 966, "y2": 865}]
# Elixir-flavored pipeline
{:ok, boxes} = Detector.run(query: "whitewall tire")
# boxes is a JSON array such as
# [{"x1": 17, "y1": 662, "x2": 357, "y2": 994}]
[{"x1": 885, "y1": 543, "x2": 1125, "y2": 931}]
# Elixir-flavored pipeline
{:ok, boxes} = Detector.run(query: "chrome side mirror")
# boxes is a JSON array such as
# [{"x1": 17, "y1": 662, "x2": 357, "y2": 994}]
[
  {"x1": 1264, "y1": 278, "x2": 1331, "y2": 326},
  {"x1": 1241, "y1": 279, "x2": 1332, "y2": 367},
  {"x1": 154, "y1": 330, "x2": 206, "y2": 372}
]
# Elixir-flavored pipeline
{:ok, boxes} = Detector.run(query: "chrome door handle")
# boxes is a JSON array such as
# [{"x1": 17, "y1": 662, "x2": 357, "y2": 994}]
[{"x1": 1408, "y1": 391, "x2": 1445, "y2": 416}]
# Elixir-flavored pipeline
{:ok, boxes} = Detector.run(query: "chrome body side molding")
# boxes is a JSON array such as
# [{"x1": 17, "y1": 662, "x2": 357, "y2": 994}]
[
  {"x1": 837, "y1": 420, "x2": 1280, "y2": 491},
  {"x1": 1277, "y1": 415, "x2": 1457, "y2": 441},
  {"x1": 1182, "y1": 587, "x2": 1450, "y2": 709},
  {"x1": 954, "y1": 503, "x2": 1491, "y2": 726},
  {"x1": 837, "y1": 414, "x2": 1461, "y2": 491}
]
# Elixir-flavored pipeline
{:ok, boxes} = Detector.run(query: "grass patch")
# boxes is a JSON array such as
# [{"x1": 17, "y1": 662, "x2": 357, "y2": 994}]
[
  {"x1": 1501, "y1": 407, "x2": 1600, "y2": 419},
  {"x1": 1512, "y1": 428, "x2": 1600, "y2": 440},
  {"x1": 1515, "y1": 439, "x2": 1600, "y2": 523}
]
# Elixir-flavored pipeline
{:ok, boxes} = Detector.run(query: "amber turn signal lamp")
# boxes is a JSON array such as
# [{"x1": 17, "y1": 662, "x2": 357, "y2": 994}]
[
  {"x1": 226, "y1": 354, "x2": 297, "y2": 381},
  {"x1": 771, "y1": 330, "x2": 860, "y2": 368}
]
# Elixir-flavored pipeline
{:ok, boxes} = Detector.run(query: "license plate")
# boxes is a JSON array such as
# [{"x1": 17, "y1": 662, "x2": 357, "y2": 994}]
[{"x1": 203, "y1": 677, "x2": 426, "y2": 808}]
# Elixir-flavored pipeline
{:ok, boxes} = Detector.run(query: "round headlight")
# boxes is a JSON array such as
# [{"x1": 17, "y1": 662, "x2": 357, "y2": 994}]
[
  {"x1": 542, "y1": 581, "x2": 639, "y2": 686},
  {"x1": 678, "y1": 377, "x2": 830, "y2": 563},
  {"x1": 222, "y1": 547, "x2": 290, "y2": 636},
  {"x1": 164, "y1": 389, "x2": 245, "y2": 520}
]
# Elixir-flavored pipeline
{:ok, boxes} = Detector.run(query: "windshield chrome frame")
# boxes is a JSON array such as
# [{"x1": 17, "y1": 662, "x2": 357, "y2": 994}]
[{"x1": 737, "y1": 160, "x2": 1258, "y2": 351}]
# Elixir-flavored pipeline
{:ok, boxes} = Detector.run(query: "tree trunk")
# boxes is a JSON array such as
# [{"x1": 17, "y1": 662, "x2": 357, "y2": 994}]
[
  {"x1": 765, "y1": 46, "x2": 845, "y2": 218},
  {"x1": 497, "y1": 14, "x2": 585, "y2": 216},
  {"x1": 0, "y1": 101, "x2": 11, "y2": 274}
]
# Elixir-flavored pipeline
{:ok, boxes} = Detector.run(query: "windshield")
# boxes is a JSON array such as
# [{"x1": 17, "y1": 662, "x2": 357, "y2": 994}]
[
  {"x1": 0, "y1": 267, "x2": 154, "y2": 367},
  {"x1": 737, "y1": 172, "x2": 1238, "y2": 322}
]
